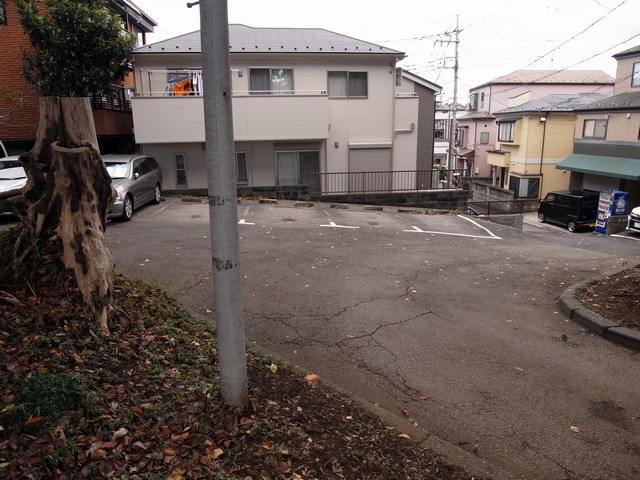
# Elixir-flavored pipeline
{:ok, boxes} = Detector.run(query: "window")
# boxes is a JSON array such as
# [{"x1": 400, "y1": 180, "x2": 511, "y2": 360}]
[
  {"x1": 174, "y1": 153, "x2": 187, "y2": 188},
  {"x1": 235, "y1": 151, "x2": 248, "y2": 185},
  {"x1": 632, "y1": 62, "x2": 640, "y2": 87},
  {"x1": 468, "y1": 93, "x2": 478, "y2": 111},
  {"x1": 328, "y1": 71, "x2": 367, "y2": 97},
  {"x1": 0, "y1": 1, "x2": 5, "y2": 25},
  {"x1": 480, "y1": 132, "x2": 490, "y2": 144},
  {"x1": 498, "y1": 121, "x2": 515, "y2": 142},
  {"x1": 249, "y1": 68, "x2": 293, "y2": 94},
  {"x1": 509, "y1": 176, "x2": 540, "y2": 198},
  {"x1": 480, "y1": 92, "x2": 485, "y2": 109},
  {"x1": 434, "y1": 119, "x2": 449, "y2": 139},
  {"x1": 582, "y1": 119, "x2": 607, "y2": 139},
  {"x1": 276, "y1": 151, "x2": 319, "y2": 189}
]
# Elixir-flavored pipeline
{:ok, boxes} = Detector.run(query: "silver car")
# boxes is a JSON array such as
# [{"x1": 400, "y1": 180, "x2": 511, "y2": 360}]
[
  {"x1": 103, "y1": 154, "x2": 162, "y2": 221},
  {"x1": 0, "y1": 156, "x2": 27, "y2": 213}
]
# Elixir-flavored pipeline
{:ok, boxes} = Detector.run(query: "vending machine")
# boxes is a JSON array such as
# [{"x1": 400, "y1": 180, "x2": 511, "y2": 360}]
[{"x1": 595, "y1": 189, "x2": 629, "y2": 234}]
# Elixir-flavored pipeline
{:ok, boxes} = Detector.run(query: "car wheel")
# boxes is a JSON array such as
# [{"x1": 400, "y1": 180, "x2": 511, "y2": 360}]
[
  {"x1": 567, "y1": 220, "x2": 577, "y2": 232},
  {"x1": 538, "y1": 213, "x2": 545, "y2": 223},
  {"x1": 151, "y1": 184, "x2": 161, "y2": 205},
  {"x1": 122, "y1": 194, "x2": 133, "y2": 222}
]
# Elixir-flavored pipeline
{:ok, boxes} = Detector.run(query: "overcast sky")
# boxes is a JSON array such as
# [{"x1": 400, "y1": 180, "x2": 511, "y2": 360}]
[{"x1": 132, "y1": 0, "x2": 639, "y2": 102}]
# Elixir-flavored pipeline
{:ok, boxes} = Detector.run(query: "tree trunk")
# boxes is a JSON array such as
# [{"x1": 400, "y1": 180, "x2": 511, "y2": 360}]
[{"x1": 1, "y1": 97, "x2": 115, "y2": 334}]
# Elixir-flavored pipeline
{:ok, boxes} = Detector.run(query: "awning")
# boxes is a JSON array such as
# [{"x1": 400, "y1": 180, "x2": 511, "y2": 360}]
[{"x1": 556, "y1": 154, "x2": 640, "y2": 181}]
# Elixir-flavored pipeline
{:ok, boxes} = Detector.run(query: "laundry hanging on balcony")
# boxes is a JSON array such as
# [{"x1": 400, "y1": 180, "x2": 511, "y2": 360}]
[{"x1": 164, "y1": 71, "x2": 203, "y2": 96}]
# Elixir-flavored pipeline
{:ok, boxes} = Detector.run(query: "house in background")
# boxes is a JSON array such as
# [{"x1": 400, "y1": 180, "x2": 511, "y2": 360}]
[
  {"x1": 557, "y1": 45, "x2": 640, "y2": 207},
  {"x1": 131, "y1": 25, "x2": 440, "y2": 195},
  {"x1": 487, "y1": 92, "x2": 611, "y2": 200},
  {"x1": 457, "y1": 70, "x2": 614, "y2": 181},
  {"x1": 397, "y1": 70, "x2": 442, "y2": 171},
  {"x1": 0, "y1": 0, "x2": 156, "y2": 155}
]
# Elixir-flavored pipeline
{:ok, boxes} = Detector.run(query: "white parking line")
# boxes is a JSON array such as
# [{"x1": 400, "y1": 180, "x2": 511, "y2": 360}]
[
  {"x1": 320, "y1": 221, "x2": 360, "y2": 229},
  {"x1": 238, "y1": 219, "x2": 255, "y2": 225},
  {"x1": 457, "y1": 215, "x2": 502, "y2": 239},
  {"x1": 403, "y1": 215, "x2": 502, "y2": 240},
  {"x1": 611, "y1": 234, "x2": 640, "y2": 241}
]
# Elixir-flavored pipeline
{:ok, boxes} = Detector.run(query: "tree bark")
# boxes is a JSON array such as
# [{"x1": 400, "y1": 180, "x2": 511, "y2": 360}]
[{"x1": 1, "y1": 97, "x2": 115, "y2": 334}]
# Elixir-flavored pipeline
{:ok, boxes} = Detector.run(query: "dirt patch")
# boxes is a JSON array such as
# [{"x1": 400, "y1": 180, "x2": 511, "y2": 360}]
[{"x1": 580, "y1": 264, "x2": 640, "y2": 331}]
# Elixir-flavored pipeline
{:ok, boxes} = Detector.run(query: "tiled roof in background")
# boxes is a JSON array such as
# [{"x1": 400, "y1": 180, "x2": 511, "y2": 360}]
[{"x1": 134, "y1": 24, "x2": 403, "y2": 55}]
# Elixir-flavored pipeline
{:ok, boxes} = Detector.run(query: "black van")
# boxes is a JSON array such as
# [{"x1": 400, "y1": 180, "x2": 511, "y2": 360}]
[{"x1": 538, "y1": 190, "x2": 599, "y2": 232}]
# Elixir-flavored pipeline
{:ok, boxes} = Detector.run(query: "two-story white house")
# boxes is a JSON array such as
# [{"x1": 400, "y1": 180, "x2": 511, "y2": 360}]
[{"x1": 130, "y1": 25, "x2": 439, "y2": 195}]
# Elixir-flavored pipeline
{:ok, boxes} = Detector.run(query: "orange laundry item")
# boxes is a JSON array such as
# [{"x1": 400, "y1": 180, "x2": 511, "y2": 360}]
[{"x1": 173, "y1": 78, "x2": 193, "y2": 96}]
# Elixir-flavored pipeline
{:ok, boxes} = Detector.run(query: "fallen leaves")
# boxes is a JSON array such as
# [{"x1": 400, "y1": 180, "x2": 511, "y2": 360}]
[{"x1": 0, "y1": 274, "x2": 482, "y2": 480}]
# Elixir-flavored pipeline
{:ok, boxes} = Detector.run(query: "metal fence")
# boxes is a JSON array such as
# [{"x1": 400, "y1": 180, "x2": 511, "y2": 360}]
[
  {"x1": 309, "y1": 169, "x2": 467, "y2": 195},
  {"x1": 467, "y1": 199, "x2": 539, "y2": 216},
  {"x1": 88, "y1": 88, "x2": 132, "y2": 113}
]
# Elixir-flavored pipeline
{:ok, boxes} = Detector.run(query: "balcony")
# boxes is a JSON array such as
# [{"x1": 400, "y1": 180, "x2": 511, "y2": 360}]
[{"x1": 131, "y1": 91, "x2": 329, "y2": 144}]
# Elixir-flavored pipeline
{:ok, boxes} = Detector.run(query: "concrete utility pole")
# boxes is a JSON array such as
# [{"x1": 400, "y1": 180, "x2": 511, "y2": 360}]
[
  {"x1": 196, "y1": 0, "x2": 248, "y2": 408},
  {"x1": 447, "y1": 16, "x2": 460, "y2": 171}
]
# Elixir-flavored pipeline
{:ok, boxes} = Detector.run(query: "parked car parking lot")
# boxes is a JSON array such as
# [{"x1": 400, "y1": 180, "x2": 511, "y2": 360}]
[
  {"x1": 103, "y1": 154, "x2": 162, "y2": 221},
  {"x1": 627, "y1": 205, "x2": 640, "y2": 233},
  {"x1": 0, "y1": 156, "x2": 27, "y2": 213},
  {"x1": 537, "y1": 190, "x2": 599, "y2": 232}
]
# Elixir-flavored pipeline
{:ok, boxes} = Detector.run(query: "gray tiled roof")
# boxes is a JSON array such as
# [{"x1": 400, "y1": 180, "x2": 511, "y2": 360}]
[
  {"x1": 493, "y1": 93, "x2": 612, "y2": 115},
  {"x1": 475, "y1": 70, "x2": 614, "y2": 88},
  {"x1": 134, "y1": 24, "x2": 403, "y2": 55},
  {"x1": 574, "y1": 92, "x2": 640, "y2": 111},
  {"x1": 613, "y1": 45, "x2": 640, "y2": 59}
]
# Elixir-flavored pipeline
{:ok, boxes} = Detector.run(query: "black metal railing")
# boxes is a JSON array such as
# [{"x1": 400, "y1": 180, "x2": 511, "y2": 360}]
[
  {"x1": 88, "y1": 87, "x2": 132, "y2": 112},
  {"x1": 309, "y1": 169, "x2": 467, "y2": 195},
  {"x1": 467, "y1": 199, "x2": 539, "y2": 216}
]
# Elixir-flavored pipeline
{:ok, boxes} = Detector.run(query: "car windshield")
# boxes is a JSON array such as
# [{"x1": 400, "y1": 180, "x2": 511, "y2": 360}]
[
  {"x1": 0, "y1": 161, "x2": 22, "y2": 170},
  {"x1": 105, "y1": 162, "x2": 130, "y2": 179}
]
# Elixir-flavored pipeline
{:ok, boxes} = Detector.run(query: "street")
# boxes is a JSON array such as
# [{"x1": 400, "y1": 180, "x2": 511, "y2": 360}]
[{"x1": 101, "y1": 198, "x2": 639, "y2": 479}]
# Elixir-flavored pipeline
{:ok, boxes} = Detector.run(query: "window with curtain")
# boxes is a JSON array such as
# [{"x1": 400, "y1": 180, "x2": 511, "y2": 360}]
[
  {"x1": 276, "y1": 151, "x2": 319, "y2": 186},
  {"x1": 249, "y1": 68, "x2": 293, "y2": 94},
  {"x1": 498, "y1": 121, "x2": 515, "y2": 142},
  {"x1": 328, "y1": 71, "x2": 368, "y2": 97},
  {"x1": 632, "y1": 62, "x2": 640, "y2": 87}
]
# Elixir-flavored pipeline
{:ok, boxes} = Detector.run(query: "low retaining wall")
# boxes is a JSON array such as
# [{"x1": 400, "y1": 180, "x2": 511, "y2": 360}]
[{"x1": 165, "y1": 186, "x2": 469, "y2": 211}]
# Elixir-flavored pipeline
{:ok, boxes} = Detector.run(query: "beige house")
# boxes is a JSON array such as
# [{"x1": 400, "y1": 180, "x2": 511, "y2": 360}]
[
  {"x1": 557, "y1": 45, "x2": 640, "y2": 207},
  {"x1": 457, "y1": 70, "x2": 614, "y2": 180},
  {"x1": 130, "y1": 25, "x2": 439, "y2": 194},
  {"x1": 487, "y1": 92, "x2": 611, "y2": 199}
]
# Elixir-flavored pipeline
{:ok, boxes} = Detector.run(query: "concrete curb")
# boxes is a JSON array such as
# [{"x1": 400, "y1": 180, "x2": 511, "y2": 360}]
[{"x1": 558, "y1": 267, "x2": 640, "y2": 351}]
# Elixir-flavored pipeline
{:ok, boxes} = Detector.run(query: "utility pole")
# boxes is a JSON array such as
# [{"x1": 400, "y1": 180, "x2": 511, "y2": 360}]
[
  {"x1": 448, "y1": 16, "x2": 460, "y2": 171},
  {"x1": 196, "y1": 0, "x2": 248, "y2": 408},
  {"x1": 437, "y1": 17, "x2": 461, "y2": 171}
]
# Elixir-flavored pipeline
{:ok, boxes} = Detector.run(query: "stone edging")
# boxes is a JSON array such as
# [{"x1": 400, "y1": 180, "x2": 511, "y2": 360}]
[{"x1": 558, "y1": 267, "x2": 640, "y2": 351}]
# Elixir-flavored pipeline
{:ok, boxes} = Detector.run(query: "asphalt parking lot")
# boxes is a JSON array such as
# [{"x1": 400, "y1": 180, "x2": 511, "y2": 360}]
[{"x1": 6, "y1": 197, "x2": 638, "y2": 479}]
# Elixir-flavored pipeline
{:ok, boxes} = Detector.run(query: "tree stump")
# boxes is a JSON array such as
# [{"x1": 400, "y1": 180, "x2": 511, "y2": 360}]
[{"x1": 1, "y1": 97, "x2": 115, "y2": 334}]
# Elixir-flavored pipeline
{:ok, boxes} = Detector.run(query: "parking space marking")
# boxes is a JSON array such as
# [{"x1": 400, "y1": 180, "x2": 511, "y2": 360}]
[
  {"x1": 320, "y1": 221, "x2": 360, "y2": 229},
  {"x1": 404, "y1": 215, "x2": 502, "y2": 240},
  {"x1": 238, "y1": 219, "x2": 255, "y2": 225},
  {"x1": 611, "y1": 234, "x2": 640, "y2": 242}
]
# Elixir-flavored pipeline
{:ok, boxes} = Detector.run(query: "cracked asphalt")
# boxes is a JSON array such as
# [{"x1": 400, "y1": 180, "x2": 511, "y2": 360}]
[{"x1": 103, "y1": 197, "x2": 640, "y2": 480}]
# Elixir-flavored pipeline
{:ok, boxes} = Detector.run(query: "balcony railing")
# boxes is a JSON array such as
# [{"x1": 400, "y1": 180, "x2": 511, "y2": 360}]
[
  {"x1": 88, "y1": 86, "x2": 132, "y2": 112},
  {"x1": 309, "y1": 169, "x2": 466, "y2": 195}
]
